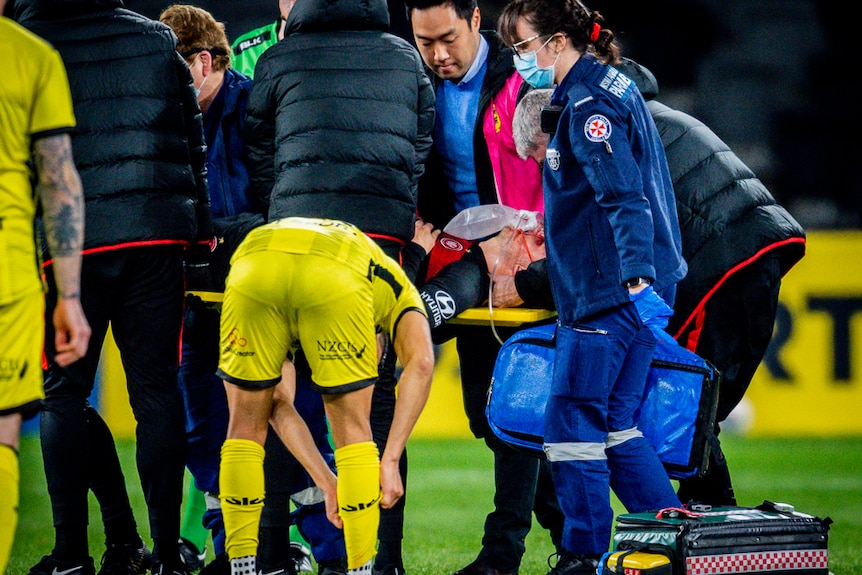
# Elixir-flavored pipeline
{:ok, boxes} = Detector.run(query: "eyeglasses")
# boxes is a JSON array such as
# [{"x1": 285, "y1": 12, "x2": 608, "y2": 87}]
[{"x1": 511, "y1": 33, "x2": 545, "y2": 57}]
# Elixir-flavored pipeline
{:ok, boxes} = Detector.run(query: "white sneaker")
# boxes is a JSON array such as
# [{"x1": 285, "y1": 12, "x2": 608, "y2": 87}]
[
  {"x1": 231, "y1": 556, "x2": 256, "y2": 575},
  {"x1": 346, "y1": 560, "x2": 372, "y2": 575},
  {"x1": 289, "y1": 542, "x2": 312, "y2": 574}
]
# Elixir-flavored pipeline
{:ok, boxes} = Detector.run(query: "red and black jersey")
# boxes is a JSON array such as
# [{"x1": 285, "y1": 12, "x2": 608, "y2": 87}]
[{"x1": 423, "y1": 233, "x2": 475, "y2": 283}]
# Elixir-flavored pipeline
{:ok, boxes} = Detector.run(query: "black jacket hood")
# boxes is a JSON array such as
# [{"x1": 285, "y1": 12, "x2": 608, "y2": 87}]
[
  {"x1": 285, "y1": 0, "x2": 389, "y2": 35},
  {"x1": 614, "y1": 57, "x2": 660, "y2": 101},
  {"x1": 13, "y1": 0, "x2": 122, "y2": 21}
]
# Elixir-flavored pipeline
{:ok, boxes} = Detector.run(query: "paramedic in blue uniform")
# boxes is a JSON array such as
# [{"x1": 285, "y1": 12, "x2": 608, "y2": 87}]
[{"x1": 498, "y1": 1, "x2": 687, "y2": 574}]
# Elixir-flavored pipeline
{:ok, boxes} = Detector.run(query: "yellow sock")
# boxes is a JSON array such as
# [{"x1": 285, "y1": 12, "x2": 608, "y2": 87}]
[
  {"x1": 0, "y1": 444, "x2": 19, "y2": 575},
  {"x1": 334, "y1": 441, "x2": 380, "y2": 570},
  {"x1": 219, "y1": 439, "x2": 265, "y2": 561}
]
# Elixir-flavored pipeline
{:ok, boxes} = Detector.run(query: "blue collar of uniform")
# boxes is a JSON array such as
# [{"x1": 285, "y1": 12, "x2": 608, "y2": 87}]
[
  {"x1": 220, "y1": 67, "x2": 252, "y2": 113},
  {"x1": 552, "y1": 52, "x2": 596, "y2": 105}
]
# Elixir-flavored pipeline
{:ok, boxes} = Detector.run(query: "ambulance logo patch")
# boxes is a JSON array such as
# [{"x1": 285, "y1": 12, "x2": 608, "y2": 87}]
[
  {"x1": 546, "y1": 148, "x2": 561, "y2": 171},
  {"x1": 584, "y1": 114, "x2": 611, "y2": 142}
]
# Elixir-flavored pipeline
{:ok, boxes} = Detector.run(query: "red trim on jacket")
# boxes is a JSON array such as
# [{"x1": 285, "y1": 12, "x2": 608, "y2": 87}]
[
  {"x1": 41, "y1": 239, "x2": 190, "y2": 267},
  {"x1": 366, "y1": 232, "x2": 407, "y2": 265},
  {"x1": 682, "y1": 307, "x2": 707, "y2": 352},
  {"x1": 672, "y1": 237, "x2": 806, "y2": 348},
  {"x1": 365, "y1": 232, "x2": 406, "y2": 246}
]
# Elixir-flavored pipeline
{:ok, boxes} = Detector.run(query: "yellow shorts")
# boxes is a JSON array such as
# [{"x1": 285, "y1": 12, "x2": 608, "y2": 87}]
[
  {"x1": 218, "y1": 250, "x2": 378, "y2": 393},
  {"x1": 0, "y1": 291, "x2": 45, "y2": 415}
]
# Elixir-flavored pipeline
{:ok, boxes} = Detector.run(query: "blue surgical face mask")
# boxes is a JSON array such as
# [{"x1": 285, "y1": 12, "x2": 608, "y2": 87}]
[
  {"x1": 513, "y1": 36, "x2": 557, "y2": 89},
  {"x1": 194, "y1": 74, "x2": 208, "y2": 99}
]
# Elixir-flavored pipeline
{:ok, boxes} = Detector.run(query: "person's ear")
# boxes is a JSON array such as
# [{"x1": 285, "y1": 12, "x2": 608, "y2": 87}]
[
  {"x1": 549, "y1": 32, "x2": 567, "y2": 54},
  {"x1": 198, "y1": 50, "x2": 213, "y2": 76},
  {"x1": 470, "y1": 6, "x2": 480, "y2": 30}
]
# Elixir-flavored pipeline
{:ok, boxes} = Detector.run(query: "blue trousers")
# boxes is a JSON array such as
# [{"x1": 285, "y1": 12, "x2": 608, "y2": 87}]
[{"x1": 543, "y1": 303, "x2": 680, "y2": 555}]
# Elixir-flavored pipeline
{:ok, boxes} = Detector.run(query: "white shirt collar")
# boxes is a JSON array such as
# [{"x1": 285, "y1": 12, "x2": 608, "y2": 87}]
[{"x1": 457, "y1": 34, "x2": 489, "y2": 86}]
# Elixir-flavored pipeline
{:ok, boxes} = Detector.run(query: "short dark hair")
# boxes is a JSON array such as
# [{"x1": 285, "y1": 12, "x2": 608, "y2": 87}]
[{"x1": 404, "y1": 0, "x2": 477, "y2": 23}]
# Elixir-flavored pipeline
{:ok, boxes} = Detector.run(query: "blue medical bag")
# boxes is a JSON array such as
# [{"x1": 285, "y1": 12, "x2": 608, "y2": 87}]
[{"x1": 485, "y1": 322, "x2": 720, "y2": 479}]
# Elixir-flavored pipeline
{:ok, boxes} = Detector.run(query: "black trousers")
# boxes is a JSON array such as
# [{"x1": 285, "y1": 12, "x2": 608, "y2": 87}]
[
  {"x1": 42, "y1": 247, "x2": 187, "y2": 552},
  {"x1": 456, "y1": 326, "x2": 564, "y2": 573},
  {"x1": 676, "y1": 254, "x2": 782, "y2": 506},
  {"x1": 370, "y1": 239, "x2": 409, "y2": 549}
]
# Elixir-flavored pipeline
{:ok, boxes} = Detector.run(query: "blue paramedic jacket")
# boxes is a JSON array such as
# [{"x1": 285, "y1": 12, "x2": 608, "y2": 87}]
[{"x1": 544, "y1": 54, "x2": 687, "y2": 325}]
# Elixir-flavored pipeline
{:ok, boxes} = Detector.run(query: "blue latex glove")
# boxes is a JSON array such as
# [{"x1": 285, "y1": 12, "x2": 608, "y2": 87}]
[{"x1": 628, "y1": 284, "x2": 674, "y2": 330}]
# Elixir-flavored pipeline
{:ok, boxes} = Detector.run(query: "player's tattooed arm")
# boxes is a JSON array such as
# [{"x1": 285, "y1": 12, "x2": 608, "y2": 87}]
[{"x1": 33, "y1": 133, "x2": 85, "y2": 300}]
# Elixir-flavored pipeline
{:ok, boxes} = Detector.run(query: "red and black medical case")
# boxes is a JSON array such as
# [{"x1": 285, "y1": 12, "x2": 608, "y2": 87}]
[{"x1": 612, "y1": 501, "x2": 832, "y2": 574}]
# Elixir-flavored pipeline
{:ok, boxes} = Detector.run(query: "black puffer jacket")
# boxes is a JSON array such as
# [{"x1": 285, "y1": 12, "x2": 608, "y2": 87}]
[
  {"x1": 16, "y1": 0, "x2": 213, "y2": 252},
  {"x1": 615, "y1": 59, "x2": 806, "y2": 337},
  {"x1": 244, "y1": 0, "x2": 435, "y2": 246}
]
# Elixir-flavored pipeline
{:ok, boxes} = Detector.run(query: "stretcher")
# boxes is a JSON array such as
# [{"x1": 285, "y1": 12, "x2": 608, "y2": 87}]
[
  {"x1": 186, "y1": 290, "x2": 223, "y2": 304},
  {"x1": 187, "y1": 291, "x2": 556, "y2": 327},
  {"x1": 447, "y1": 307, "x2": 556, "y2": 326}
]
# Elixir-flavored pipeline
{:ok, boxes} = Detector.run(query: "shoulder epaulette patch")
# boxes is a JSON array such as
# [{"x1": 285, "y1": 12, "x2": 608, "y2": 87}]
[
  {"x1": 598, "y1": 67, "x2": 634, "y2": 100},
  {"x1": 572, "y1": 95, "x2": 594, "y2": 109}
]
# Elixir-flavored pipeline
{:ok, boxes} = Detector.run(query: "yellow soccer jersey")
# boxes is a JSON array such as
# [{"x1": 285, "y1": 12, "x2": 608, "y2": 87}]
[{"x1": 0, "y1": 16, "x2": 76, "y2": 305}]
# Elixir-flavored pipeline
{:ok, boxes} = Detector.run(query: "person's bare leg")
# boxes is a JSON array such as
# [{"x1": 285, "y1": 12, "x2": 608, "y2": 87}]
[
  {"x1": 220, "y1": 384, "x2": 274, "y2": 575},
  {"x1": 323, "y1": 387, "x2": 378, "y2": 574}
]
